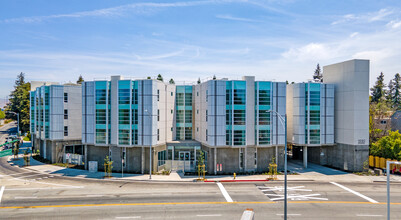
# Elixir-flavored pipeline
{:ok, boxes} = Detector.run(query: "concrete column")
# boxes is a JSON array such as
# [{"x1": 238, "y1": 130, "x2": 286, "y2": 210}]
[
  {"x1": 43, "y1": 140, "x2": 46, "y2": 159},
  {"x1": 214, "y1": 147, "x2": 217, "y2": 175},
  {"x1": 84, "y1": 145, "x2": 88, "y2": 170},
  {"x1": 303, "y1": 146, "x2": 308, "y2": 168},
  {"x1": 141, "y1": 146, "x2": 145, "y2": 174},
  {"x1": 275, "y1": 146, "x2": 278, "y2": 165}
]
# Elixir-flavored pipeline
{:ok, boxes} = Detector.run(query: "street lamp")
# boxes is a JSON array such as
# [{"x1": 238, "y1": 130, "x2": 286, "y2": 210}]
[
  {"x1": 6, "y1": 111, "x2": 20, "y2": 136},
  {"x1": 144, "y1": 109, "x2": 152, "y2": 180},
  {"x1": 267, "y1": 110, "x2": 288, "y2": 220}
]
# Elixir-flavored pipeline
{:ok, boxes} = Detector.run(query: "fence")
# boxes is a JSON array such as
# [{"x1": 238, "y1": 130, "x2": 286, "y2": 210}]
[{"x1": 369, "y1": 155, "x2": 401, "y2": 172}]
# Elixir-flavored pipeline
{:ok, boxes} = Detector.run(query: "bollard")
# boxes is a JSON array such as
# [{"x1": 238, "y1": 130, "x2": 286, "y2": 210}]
[{"x1": 234, "y1": 173, "x2": 236, "y2": 180}]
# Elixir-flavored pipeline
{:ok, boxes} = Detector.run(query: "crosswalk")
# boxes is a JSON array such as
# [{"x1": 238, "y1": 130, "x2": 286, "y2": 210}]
[{"x1": 256, "y1": 184, "x2": 328, "y2": 201}]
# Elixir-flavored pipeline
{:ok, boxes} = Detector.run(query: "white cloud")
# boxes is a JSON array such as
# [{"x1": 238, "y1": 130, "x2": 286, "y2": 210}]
[
  {"x1": 387, "y1": 20, "x2": 401, "y2": 29},
  {"x1": 350, "y1": 32, "x2": 359, "y2": 38},
  {"x1": 331, "y1": 8, "x2": 394, "y2": 25},
  {"x1": 2, "y1": 0, "x2": 242, "y2": 23},
  {"x1": 215, "y1": 14, "x2": 262, "y2": 22},
  {"x1": 281, "y1": 43, "x2": 333, "y2": 61}
]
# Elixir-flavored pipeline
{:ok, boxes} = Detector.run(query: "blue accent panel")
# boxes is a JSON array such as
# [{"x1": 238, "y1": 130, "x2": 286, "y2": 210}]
[
  {"x1": 95, "y1": 81, "x2": 107, "y2": 89},
  {"x1": 233, "y1": 125, "x2": 246, "y2": 130},
  {"x1": 257, "y1": 81, "x2": 272, "y2": 90},
  {"x1": 119, "y1": 125, "x2": 130, "y2": 130},
  {"x1": 233, "y1": 105, "x2": 246, "y2": 110},
  {"x1": 226, "y1": 105, "x2": 232, "y2": 110},
  {"x1": 309, "y1": 83, "x2": 321, "y2": 91},
  {"x1": 310, "y1": 106, "x2": 320, "y2": 110},
  {"x1": 96, "y1": 104, "x2": 107, "y2": 109},
  {"x1": 131, "y1": 104, "x2": 138, "y2": 109},
  {"x1": 226, "y1": 125, "x2": 232, "y2": 130},
  {"x1": 233, "y1": 81, "x2": 246, "y2": 89},
  {"x1": 118, "y1": 80, "x2": 130, "y2": 88},
  {"x1": 308, "y1": 125, "x2": 320, "y2": 130},
  {"x1": 119, "y1": 104, "x2": 130, "y2": 109},
  {"x1": 258, "y1": 105, "x2": 271, "y2": 110},
  {"x1": 176, "y1": 106, "x2": 186, "y2": 111},
  {"x1": 226, "y1": 81, "x2": 232, "y2": 89},
  {"x1": 131, "y1": 124, "x2": 138, "y2": 129},
  {"x1": 96, "y1": 124, "x2": 106, "y2": 129},
  {"x1": 257, "y1": 125, "x2": 271, "y2": 130}
]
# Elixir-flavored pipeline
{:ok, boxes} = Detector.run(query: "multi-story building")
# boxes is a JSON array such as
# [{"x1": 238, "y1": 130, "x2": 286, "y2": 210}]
[
  {"x1": 82, "y1": 76, "x2": 176, "y2": 173},
  {"x1": 30, "y1": 82, "x2": 82, "y2": 163},
  {"x1": 194, "y1": 76, "x2": 286, "y2": 174},
  {"x1": 287, "y1": 82, "x2": 335, "y2": 168}
]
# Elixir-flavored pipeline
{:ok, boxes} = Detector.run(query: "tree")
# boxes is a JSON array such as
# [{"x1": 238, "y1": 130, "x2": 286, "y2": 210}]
[
  {"x1": 147, "y1": 76, "x2": 151, "y2": 79},
  {"x1": 370, "y1": 72, "x2": 385, "y2": 103},
  {"x1": 313, "y1": 63, "x2": 323, "y2": 82},
  {"x1": 286, "y1": 80, "x2": 289, "y2": 85},
  {"x1": 370, "y1": 131, "x2": 401, "y2": 160},
  {"x1": 388, "y1": 73, "x2": 401, "y2": 109},
  {"x1": 6, "y1": 73, "x2": 31, "y2": 134},
  {"x1": 387, "y1": 79, "x2": 394, "y2": 103},
  {"x1": 76, "y1": 75, "x2": 84, "y2": 84},
  {"x1": 169, "y1": 78, "x2": 175, "y2": 84},
  {"x1": 197, "y1": 78, "x2": 201, "y2": 84},
  {"x1": 157, "y1": 74, "x2": 163, "y2": 82},
  {"x1": 212, "y1": 75, "x2": 216, "y2": 80},
  {"x1": 0, "y1": 109, "x2": 5, "y2": 120},
  {"x1": 369, "y1": 100, "x2": 392, "y2": 143}
]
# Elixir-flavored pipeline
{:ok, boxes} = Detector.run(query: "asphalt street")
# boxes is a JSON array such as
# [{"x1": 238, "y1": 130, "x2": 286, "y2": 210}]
[
  {"x1": 1, "y1": 124, "x2": 401, "y2": 219},
  {"x1": 0, "y1": 121, "x2": 17, "y2": 146}
]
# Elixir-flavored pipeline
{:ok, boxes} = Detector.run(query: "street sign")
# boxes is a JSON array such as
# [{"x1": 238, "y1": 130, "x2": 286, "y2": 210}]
[
  {"x1": 66, "y1": 153, "x2": 70, "y2": 160},
  {"x1": 0, "y1": 149, "x2": 12, "y2": 157}
]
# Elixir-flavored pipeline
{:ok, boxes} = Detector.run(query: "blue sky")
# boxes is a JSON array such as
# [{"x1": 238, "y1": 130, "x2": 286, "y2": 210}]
[{"x1": 1, "y1": 0, "x2": 401, "y2": 103}]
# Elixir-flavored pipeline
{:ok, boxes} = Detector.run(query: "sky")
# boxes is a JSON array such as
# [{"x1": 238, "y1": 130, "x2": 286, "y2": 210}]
[{"x1": 1, "y1": 0, "x2": 401, "y2": 103}]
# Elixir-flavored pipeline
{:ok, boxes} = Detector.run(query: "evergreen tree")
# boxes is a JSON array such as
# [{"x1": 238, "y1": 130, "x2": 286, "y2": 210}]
[
  {"x1": 169, "y1": 78, "x2": 175, "y2": 84},
  {"x1": 6, "y1": 72, "x2": 31, "y2": 133},
  {"x1": 313, "y1": 63, "x2": 323, "y2": 82},
  {"x1": 390, "y1": 73, "x2": 401, "y2": 109},
  {"x1": 147, "y1": 76, "x2": 151, "y2": 79},
  {"x1": 387, "y1": 79, "x2": 394, "y2": 103},
  {"x1": 370, "y1": 72, "x2": 385, "y2": 103},
  {"x1": 76, "y1": 75, "x2": 84, "y2": 84},
  {"x1": 212, "y1": 75, "x2": 216, "y2": 80},
  {"x1": 157, "y1": 74, "x2": 163, "y2": 82},
  {"x1": 197, "y1": 78, "x2": 201, "y2": 84}
]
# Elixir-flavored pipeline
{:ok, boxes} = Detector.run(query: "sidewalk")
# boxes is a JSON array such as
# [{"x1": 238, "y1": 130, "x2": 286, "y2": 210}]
[{"x1": 7, "y1": 152, "x2": 401, "y2": 183}]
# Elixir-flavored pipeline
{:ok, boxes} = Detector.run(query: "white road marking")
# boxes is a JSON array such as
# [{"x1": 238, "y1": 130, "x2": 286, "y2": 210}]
[
  {"x1": 330, "y1": 182, "x2": 379, "y2": 203},
  {"x1": 258, "y1": 186, "x2": 311, "y2": 192},
  {"x1": 86, "y1": 195, "x2": 104, "y2": 197},
  {"x1": 0, "y1": 186, "x2": 5, "y2": 204},
  {"x1": 216, "y1": 182, "x2": 233, "y2": 203},
  {"x1": 5, "y1": 187, "x2": 78, "y2": 191},
  {"x1": 269, "y1": 193, "x2": 328, "y2": 201},
  {"x1": 197, "y1": 214, "x2": 222, "y2": 217},
  {"x1": 13, "y1": 173, "x2": 43, "y2": 180},
  {"x1": 276, "y1": 214, "x2": 301, "y2": 216},
  {"x1": 356, "y1": 214, "x2": 383, "y2": 217},
  {"x1": 115, "y1": 217, "x2": 141, "y2": 219}
]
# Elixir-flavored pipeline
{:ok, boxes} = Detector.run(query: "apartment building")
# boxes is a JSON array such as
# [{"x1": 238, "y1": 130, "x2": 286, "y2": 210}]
[
  {"x1": 287, "y1": 82, "x2": 335, "y2": 168},
  {"x1": 194, "y1": 76, "x2": 287, "y2": 174},
  {"x1": 30, "y1": 82, "x2": 82, "y2": 163}
]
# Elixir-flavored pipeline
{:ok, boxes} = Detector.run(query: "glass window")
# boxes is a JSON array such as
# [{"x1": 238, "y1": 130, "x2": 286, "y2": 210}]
[
  {"x1": 119, "y1": 109, "x2": 130, "y2": 124},
  {"x1": 96, "y1": 129, "x2": 106, "y2": 144},
  {"x1": 132, "y1": 88, "x2": 138, "y2": 105},
  {"x1": 96, "y1": 89, "x2": 106, "y2": 104},
  {"x1": 226, "y1": 130, "x2": 232, "y2": 145},
  {"x1": 233, "y1": 110, "x2": 245, "y2": 125},
  {"x1": 233, "y1": 130, "x2": 246, "y2": 145},
  {"x1": 96, "y1": 109, "x2": 106, "y2": 124},
  {"x1": 185, "y1": 127, "x2": 192, "y2": 140},
  {"x1": 119, "y1": 89, "x2": 130, "y2": 104},
  {"x1": 226, "y1": 110, "x2": 232, "y2": 125},
  {"x1": 132, "y1": 129, "x2": 138, "y2": 145},
  {"x1": 176, "y1": 93, "x2": 184, "y2": 106},
  {"x1": 64, "y1": 109, "x2": 68, "y2": 120},
  {"x1": 259, "y1": 110, "x2": 270, "y2": 125},
  {"x1": 259, "y1": 130, "x2": 270, "y2": 145},
  {"x1": 64, "y1": 92, "x2": 68, "y2": 103},
  {"x1": 185, "y1": 93, "x2": 192, "y2": 106},
  {"x1": 176, "y1": 110, "x2": 184, "y2": 123},
  {"x1": 310, "y1": 129, "x2": 320, "y2": 144},
  {"x1": 185, "y1": 110, "x2": 192, "y2": 123},
  {"x1": 131, "y1": 109, "x2": 138, "y2": 125},
  {"x1": 233, "y1": 89, "x2": 246, "y2": 105},
  {"x1": 258, "y1": 90, "x2": 271, "y2": 105},
  {"x1": 119, "y1": 129, "x2": 130, "y2": 145},
  {"x1": 64, "y1": 126, "x2": 68, "y2": 136}
]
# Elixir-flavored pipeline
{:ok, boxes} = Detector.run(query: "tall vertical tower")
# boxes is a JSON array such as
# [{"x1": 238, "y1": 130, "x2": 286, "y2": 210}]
[{"x1": 323, "y1": 59, "x2": 369, "y2": 171}]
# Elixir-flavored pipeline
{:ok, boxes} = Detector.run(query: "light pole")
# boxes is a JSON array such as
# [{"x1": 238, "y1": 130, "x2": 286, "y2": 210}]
[
  {"x1": 268, "y1": 110, "x2": 287, "y2": 220},
  {"x1": 144, "y1": 109, "x2": 152, "y2": 180},
  {"x1": 6, "y1": 111, "x2": 20, "y2": 136}
]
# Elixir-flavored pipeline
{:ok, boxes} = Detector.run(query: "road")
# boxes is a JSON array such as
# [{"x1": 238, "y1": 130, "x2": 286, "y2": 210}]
[
  {"x1": 0, "y1": 121, "x2": 17, "y2": 146},
  {"x1": 0, "y1": 123, "x2": 400, "y2": 219}
]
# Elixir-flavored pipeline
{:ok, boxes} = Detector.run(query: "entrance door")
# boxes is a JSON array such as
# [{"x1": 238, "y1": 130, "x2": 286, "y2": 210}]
[{"x1": 179, "y1": 151, "x2": 190, "y2": 172}]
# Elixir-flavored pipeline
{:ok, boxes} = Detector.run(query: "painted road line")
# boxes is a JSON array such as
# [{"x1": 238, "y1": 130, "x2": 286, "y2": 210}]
[
  {"x1": 14, "y1": 196, "x2": 38, "y2": 199},
  {"x1": 216, "y1": 182, "x2": 233, "y2": 202},
  {"x1": 0, "y1": 186, "x2": 5, "y2": 204},
  {"x1": 330, "y1": 182, "x2": 379, "y2": 203},
  {"x1": 13, "y1": 173, "x2": 43, "y2": 180},
  {"x1": 197, "y1": 214, "x2": 222, "y2": 217},
  {"x1": 115, "y1": 217, "x2": 141, "y2": 219},
  {"x1": 356, "y1": 214, "x2": 383, "y2": 217}
]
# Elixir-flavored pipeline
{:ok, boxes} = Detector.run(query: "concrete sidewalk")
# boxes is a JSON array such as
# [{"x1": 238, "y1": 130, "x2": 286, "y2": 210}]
[{"x1": 6, "y1": 150, "x2": 401, "y2": 183}]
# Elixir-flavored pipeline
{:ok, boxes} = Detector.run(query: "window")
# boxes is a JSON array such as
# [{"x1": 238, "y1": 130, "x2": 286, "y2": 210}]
[
  {"x1": 96, "y1": 129, "x2": 106, "y2": 144},
  {"x1": 157, "y1": 90, "x2": 160, "y2": 101},
  {"x1": 233, "y1": 130, "x2": 246, "y2": 145},
  {"x1": 185, "y1": 110, "x2": 192, "y2": 123},
  {"x1": 157, "y1": 129, "x2": 160, "y2": 141},
  {"x1": 309, "y1": 129, "x2": 320, "y2": 144},
  {"x1": 171, "y1": 92, "x2": 173, "y2": 96},
  {"x1": 197, "y1": 127, "x2": 199, "y2": 132},
  {"x1": 233, "y1": 89, "x2": 246, "y2": 105},
  {"x1": 64, "y1": 126, "x2": 68, "y2": 136},
  {"x1": 258, "y1": 110, "x2": 270, "y2": 125},
  {"x1": 96, "y1": 109, "x2": 106, "y2": 124},
  {"x1": 131, "y1": 109, "x2": 138, "y2": 125},
  {"x1": 226, "y1": 130, "x2": 232, "y2": 145},
  {"x1": 197, "y1": 109, "x2": 199, "y2": 114},
  {"x1": 259, "y1": 130, "x2": 270, "y2": 145},
  {"x1": 96, "y1": 90, "x2": 106, "y2": 104},
  {"x1": 64, "y1": 109, "x2": 68, "y2": 120},
  {"x1": 206, "y1": 129, "x2": 208, "y2": 141},
  {"x1": 64, "y1": 93, "x2": 68, "y2": 103},
  {"x1": 206, "y1": 110, "x2": 208, "y2": 122},
  {"x1": 185, "y1": 92, "x2": 192, "y2": 106},
  {"x1": 233, "y1": 110, "x2": 246, "y2": 125},
  {"x1": 226, "y1": 110, "x2": 232, "y2": 125},
  {"x1": 197, "y1": 92, "x2": 199, "y2": 96},
  {"x1": 118, "y1": 89, "x2": 130, "y2": 104},
  {"x1": 171, "y1": 127, "x2": 173, "y2": 131},
  {"x1": 258, "y1": 90, "x2": 271, "y2": 105},
  {"x1": 176, "y1": 110, "x2": 185, "y2": 123},
  {"x1": 171, "y1": 109, "x2": 173, "y2": 114},
  {"x1": 176, "y1": 92, "x2": 184, "y2": 106},
  {"x1": 119, "y1": 109, "x2": 130, "y2": 124},
  {"x1": 206, "y1": 90, "x2": 208, "y2": 102},
  {"x1": 132, "y1": 88, "x2": 138, "y2": 105},
  {"x1": 381, "y1": 120, "x2": 387, "y2": 124},
  {"x1": 118, "y1": 129, "x2": 130, "y2": 145},
  {"x1": 157, "y1": 109, "x2": 160, "y2": 121},
  {"x1": 132, "y1": 129, "x2": 138, "y2": 145}
]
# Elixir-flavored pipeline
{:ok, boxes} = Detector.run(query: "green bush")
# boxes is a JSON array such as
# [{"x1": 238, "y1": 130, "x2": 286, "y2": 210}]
[
  {"x1": 0, "y1": 110, "x2": 5, "y2": 120},
  {"x1": 370, "y1": 130, "x2": 401, "y2": 160}
]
